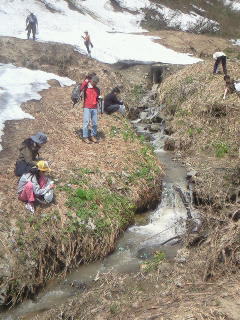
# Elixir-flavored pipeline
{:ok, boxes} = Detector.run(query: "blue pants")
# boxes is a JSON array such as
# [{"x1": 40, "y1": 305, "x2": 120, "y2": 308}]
[{"x1": 82, "y1": 108, "x2": 98, "y2": 138}]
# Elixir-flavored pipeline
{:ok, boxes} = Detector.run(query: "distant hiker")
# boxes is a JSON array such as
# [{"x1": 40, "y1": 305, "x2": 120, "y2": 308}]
[
  {"x1": 26, "y1": 12, "x2": 38, "y2": 40},
  {"x1": 82, "y1": 31, "x2": 93, "y2": 56},
  {"x1": 223, "y1": 75, "x2": 240, "y2": 99},
  {"x1": 82, "y1": 76, "x2": 100, "y2": 143},
  {"x1": 104, "y1": 87, "x2": 126, "y2": 115},
  {"x1": 15, "y1": 132, "x2": 48, "y2": 177},
  {"x1": 18, "y1": 161, "x2": 54, "y2": 214},
  {"x1": 213, "y1": 51, "x2": 227, "y2": 75}
]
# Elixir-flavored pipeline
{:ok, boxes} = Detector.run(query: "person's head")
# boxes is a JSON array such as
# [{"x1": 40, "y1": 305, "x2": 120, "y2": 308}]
[
  {"x1": 86, "y1": 72, "x2": 96, "y2": 80},
  {"x1": 30, "y1": 132, "x2": 48, "y2": 147},
  {"x1": 111, "y1": 87, "x2": 120, "y2": 96},
  {"x1": 36, "y1": 160, "x2": 51, "y2": 175},
  {"x1": 91, "y1": 76, "x2": 99, "y2": 87},
  {"x1": 224, "y1": 75, "x2": 231, "y2": 83},
  {"x1": 84, "y1": 31, "x2": 88, "y2": 35}
]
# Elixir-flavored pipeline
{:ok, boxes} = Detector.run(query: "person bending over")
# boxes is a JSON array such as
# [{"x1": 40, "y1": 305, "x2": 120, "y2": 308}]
[
  {"x1": 104, "y1": 87, "x2": 126, "y2": 115},
  {"x1": 213, "y1": 51, "x2": 227, "y2": 75},
  {"x1": 18, "y1": 161, "x2": 54, "y2": 214},
  {"x1": 15, "y1": 132, "x2": 48, "y2": 177}
]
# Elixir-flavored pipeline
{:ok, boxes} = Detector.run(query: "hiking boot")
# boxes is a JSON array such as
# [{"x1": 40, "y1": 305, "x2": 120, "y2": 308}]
[
  {"x1": 90, "y1": 136, "x2": 98, "y2": 143},
  {"x1": 83, "y1": 138, "x2": 92, "y2": 144},
  {"x1": 25, "y1": 203, "x2": 35, "y2": 214}
]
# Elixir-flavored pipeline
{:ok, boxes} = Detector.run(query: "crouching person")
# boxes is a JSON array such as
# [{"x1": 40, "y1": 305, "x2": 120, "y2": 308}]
[
  {"x1": 15, "y1": 132, "x2": 48, "y2": 177},
  {"x1": 18, "y1": 161, "x2": 54, "y2": 214},
  {"x1": 104, "y1": 87, "x2": 126, "y2": 115}
]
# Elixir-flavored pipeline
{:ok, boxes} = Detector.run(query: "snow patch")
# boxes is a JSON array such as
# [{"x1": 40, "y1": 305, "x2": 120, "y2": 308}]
[
  {"x1": 0, "y1": 0, "x2": 201, "y2": 65},
  {"x1": 0, "y1": 64, "x2": 75, "y2": 151}
]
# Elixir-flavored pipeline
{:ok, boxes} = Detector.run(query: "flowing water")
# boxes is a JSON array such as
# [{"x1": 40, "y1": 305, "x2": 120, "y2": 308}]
[{"x1": 1, "y1": 107, "x2": 199, "y2": 320}]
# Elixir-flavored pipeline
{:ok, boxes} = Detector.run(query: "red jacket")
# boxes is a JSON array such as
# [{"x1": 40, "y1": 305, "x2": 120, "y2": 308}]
[{"x1": 82, "y1": 83, "x2": 100, "y2": 109}]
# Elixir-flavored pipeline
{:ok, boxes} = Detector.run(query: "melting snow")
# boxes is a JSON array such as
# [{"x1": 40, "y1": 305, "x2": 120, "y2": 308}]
[
  {"x1": 0, "y1": 64, "x2": 75, "y2": 151},
  {"x1": 0, "y1": 0, "x2": 201, "y2": 65}
]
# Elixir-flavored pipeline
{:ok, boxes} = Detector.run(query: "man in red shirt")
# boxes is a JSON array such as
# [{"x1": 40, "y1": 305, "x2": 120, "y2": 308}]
[{"x1": 82, "y1": 76, "x2": 100, "y2": 143}]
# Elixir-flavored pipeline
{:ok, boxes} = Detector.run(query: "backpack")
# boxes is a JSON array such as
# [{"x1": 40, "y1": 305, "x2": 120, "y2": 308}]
[{"x1": 71, "y1": 84, "x2": 81, "y2": 106}]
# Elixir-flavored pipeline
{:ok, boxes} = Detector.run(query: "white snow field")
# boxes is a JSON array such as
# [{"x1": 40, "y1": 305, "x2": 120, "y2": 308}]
[
  {"x1": 0, "y1": 0, "x2": 201, "y2": 65},
  {"x1": 0, "y1": 64, "x2": 75, "y2": 150}
]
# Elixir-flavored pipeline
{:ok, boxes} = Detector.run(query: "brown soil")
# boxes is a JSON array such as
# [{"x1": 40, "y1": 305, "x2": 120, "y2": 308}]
[{"x1": 150, "y1": 30, "x2": 238, "y2": 58}]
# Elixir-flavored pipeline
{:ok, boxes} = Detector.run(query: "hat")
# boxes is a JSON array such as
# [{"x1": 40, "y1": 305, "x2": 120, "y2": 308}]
[
  {"x1": 31, "y1": 132, "x2": 48, "y2": 145},
  {"x1": 37, "y1": 160, "x2": 51, "y2": 172},
  {"x1": 91, "y1": 76, "x2": 99, "y2": 84}
]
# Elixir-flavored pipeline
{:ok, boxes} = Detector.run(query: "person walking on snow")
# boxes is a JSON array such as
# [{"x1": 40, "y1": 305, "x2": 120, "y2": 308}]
[
  {"x1": 26, "y1": 12, "x2": 38, "y2": 40},
  {"x1": 82, "y1": 76, "x2": 100, "y2": 144},
  {"x1": 82, "y1": 31, "x2": 93, "y2": 56},
  {"x1": 213, "y1": 51, "x2": 227, "y2": 75},
  {"x1": 104, "y1": 87, "x2": 126, "y2": 115},
  {"x1": 18, "y1": 161, "x2": 55, "y2": 214}
]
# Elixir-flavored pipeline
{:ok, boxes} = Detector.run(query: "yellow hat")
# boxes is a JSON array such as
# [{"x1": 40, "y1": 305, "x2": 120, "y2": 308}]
[{"x1": 37, "y1": 160, "x2": 51, "y2": 172}]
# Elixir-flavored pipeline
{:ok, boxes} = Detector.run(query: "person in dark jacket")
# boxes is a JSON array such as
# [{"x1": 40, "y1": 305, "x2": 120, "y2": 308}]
[
  {"x1": 82, "y1": 76, "x2": 100, "y2": 144},
  {"x1": 26, "y1": 12, "x2": 38, "y2": 40},
  {"x1": 104, "y1": 87, "x2": 126, "y2": 115},
  {"x1": 15, "y1": 132, "x2": 48, "y2": 177}
]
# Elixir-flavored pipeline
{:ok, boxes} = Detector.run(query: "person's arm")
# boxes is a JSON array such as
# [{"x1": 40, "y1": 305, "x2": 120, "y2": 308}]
[
  {"x1": 26, "y1": 16, "x2": 29, "y2": 27},
  {"x1": 32, "y1": 176, "x2": 53, "y2": 196}
]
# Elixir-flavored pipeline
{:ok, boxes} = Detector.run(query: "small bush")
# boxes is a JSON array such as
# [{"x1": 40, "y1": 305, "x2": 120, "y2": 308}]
[{"x1": 213, "y1": 142, "x2": 229, "y2": 158}]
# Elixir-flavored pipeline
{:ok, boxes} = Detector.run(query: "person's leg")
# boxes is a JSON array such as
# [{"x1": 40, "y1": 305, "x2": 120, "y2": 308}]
[
  {"x1": 118, "y1": 104, "x2": 126, "y2": 115},
  {"x1": 85, "y1": 41, "x2": 90, "y2": 54},
  {"x1": 221, "y1": 56, "x2": 227, "y2": 75},
  {"x1": 18, "y1": 181, "x2": 35, "y2": 203},
  {"x1": 27, "y1": 26, "x2": 31, "y2": 39},
  {"x1": 91, "y1": 109, "x2": 98, "y2": 137},
  {"x1": 213, "y1": 58, "x2": 220, "y2": 74},
  {"x1": 32, "y1": 24, "x2": 36, "y2": 40},
  {"x1": 82, "y1": 108, "x2": 91, "y2": 139},
  {"x1": 105, "y1": 104, "x2": 120, "y2": 114}
]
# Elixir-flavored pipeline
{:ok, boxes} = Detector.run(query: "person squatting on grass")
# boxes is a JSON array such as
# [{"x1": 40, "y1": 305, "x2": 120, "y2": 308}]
[
  {"x1": 213, "y1": 51, "x2": 227, "y2": 75},
  {"x1": 18, "y1": 161, "x2": 55, "y2": 214},
  {"x1": 104, "y1": 87, "x2": 126, "y2": 115},
  {"x1": 82, "y1": 76, "x2": 100, "y2": 144},
  {"x1": 223, "y1": 75, "x2": 240, "y2": 99},
  {"x1": 15, "y1": 132, "x2": 48, "y2": 177},
  {"x1": 26, "y1": 12, "x2": 38, "y2": 40}
]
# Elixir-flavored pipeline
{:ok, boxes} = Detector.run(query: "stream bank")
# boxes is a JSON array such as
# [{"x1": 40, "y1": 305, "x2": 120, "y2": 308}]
[{"x1": 1, "y1": 83, "x2": 200, "y2": 320}]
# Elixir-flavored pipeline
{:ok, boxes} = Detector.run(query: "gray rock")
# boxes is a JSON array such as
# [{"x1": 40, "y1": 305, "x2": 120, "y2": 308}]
[
  {"x1": 140, "y1": 112, "x2": 148, "y2": 120},
  {"x1": 149, "y1": 124, "x2": 160, "y2": 132},
  {"x1": 164, "y1": 137, "x2": 175, "y2": 151}
]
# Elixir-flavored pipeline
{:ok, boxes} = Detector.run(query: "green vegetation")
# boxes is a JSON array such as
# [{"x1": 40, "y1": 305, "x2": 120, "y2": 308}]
[
  {"x1": 213, "y1": 141, "x2": 229, "y2": 158},
  {"x1": 143, "y1": 251, "x2": 166, "y2": 272}
]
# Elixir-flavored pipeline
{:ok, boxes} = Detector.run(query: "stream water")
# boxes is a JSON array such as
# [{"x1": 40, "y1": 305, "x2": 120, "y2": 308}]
[{"x1": 1, "y1": 106, "x2": 199, "y2": 320}]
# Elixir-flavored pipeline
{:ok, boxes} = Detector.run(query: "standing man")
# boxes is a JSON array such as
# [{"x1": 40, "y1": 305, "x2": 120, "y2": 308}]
[
  {"x1": 82, "y1": 31, "x2": 93, "y2": 56},
  {"x1": 26, "y1": 12, "x2": 38, "y2": 40},
  {"x1": 82, "y1": 76, "x2": 100, "y2": 144},
  {"x1": 213, "y1": 51, "x2": 227, "y2": 75}
]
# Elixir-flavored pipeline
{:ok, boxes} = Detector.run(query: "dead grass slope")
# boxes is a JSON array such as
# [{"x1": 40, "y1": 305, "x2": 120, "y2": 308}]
[
  {"x1": 0, "y1": 39, "x2": 161, "y2": 306},
  {"x1": 158, "y1": 59, "x2": 240, "y2": 277}
]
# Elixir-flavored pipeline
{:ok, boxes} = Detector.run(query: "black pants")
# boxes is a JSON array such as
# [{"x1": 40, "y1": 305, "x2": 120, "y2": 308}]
[
  {"x1": 27, "y1": 23, "x2": 36, "y2": 40},
  {"x1": 15, "y1": 160, "x2": 33, "y2": 177},
  {"x1": 213, "y1": 56, "x2": 227, "y2": 74}
]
